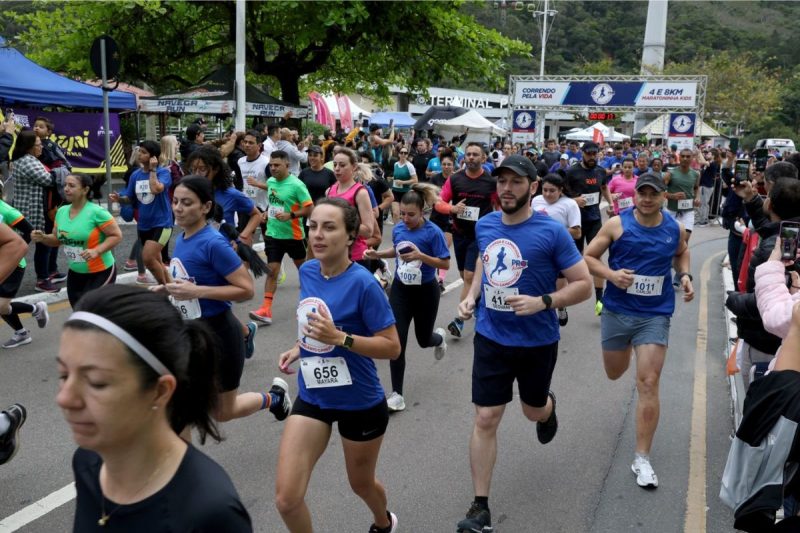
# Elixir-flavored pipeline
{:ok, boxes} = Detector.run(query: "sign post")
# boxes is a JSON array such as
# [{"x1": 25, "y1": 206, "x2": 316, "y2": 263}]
[{"x1": 90, "y1": 35, "x2": 121, "y2": 209}]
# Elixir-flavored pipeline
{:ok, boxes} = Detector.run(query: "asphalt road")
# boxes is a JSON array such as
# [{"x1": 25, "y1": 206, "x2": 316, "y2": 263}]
[{"x1": 0, "y1": 223, "x2": 736, "y2": 532}]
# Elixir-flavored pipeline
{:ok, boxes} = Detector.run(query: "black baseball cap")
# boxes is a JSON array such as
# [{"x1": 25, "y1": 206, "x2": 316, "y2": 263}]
[
  {"x1": 635, "y1": 173, "x2": 666, "y2": 192},
  {"x1": 581, "y1": 141, "x2": 600, "y2": 153},
  {"x1": 491, "y1": 155, "x2": 537, "y2": 180}
]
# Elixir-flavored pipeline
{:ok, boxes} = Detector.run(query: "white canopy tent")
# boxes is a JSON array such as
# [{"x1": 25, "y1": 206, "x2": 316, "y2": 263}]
[
  {"x1": 637, "y1": 115, "x2": 724, "y2": 138},
  {"x1": 433, "y1": 109, "x2": 507, "y2": 144},
  {"x1": 564, "y1": 122, "x2": 630, "y2": 142}
]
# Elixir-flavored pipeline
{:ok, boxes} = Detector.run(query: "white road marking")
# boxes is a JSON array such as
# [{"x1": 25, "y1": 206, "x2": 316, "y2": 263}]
[
  {"x1": 442, "y1": 278, "x2": 464, "y2": 295},
  {"x1": 0, "y1": 482, "x2": 76, "y2": 532}
]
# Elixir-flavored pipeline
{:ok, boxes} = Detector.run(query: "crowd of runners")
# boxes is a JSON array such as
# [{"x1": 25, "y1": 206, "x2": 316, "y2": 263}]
[{"x1": 3, "y1": 112, "x2": 800, "y2": 532}]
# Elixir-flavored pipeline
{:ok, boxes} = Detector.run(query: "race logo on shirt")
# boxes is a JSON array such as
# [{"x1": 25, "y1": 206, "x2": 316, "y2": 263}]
[
  {"x1": 482, "y1": 238, "x2": 527, "y2": 287},
  {"x1": 395, "y1": 240, "x2": 422, "y2": 267},
  {"x1": 297, "y1": 297, "x2": 335, "y2": 354}
]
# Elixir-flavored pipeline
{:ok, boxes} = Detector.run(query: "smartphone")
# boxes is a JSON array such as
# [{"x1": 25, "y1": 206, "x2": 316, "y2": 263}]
[
  {"x1": 389, "y1": 118, "x2": 394, "y2": 128},
  {"x1": 754, "y1": 148, "x2": 769, "y2": 172},
  {"x1": 733, "y1": 159, "x2": 750, "y2": 184},
  {"x1": 780, "y1": 221, "x2": 800, "y2": 261},
  {"x1": 398, "y1": 246, "x2": 413, "y2": 254}
]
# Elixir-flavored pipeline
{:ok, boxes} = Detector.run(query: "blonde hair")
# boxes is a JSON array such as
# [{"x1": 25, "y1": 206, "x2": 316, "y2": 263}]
[
  {"x1": 159, "y1": 135, "x2": 179, "y2": 165},
  {"x1": 355, "y1": 163, "x2": 374, "y2": 183},
  {"x1": 403, "y1": 182, "x2": 440, "y2": 209}
]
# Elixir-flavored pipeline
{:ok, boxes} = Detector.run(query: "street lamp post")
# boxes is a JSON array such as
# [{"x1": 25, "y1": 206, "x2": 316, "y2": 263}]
[{"x1": 533, "y1": 0, "x2": 558, "y2": 77}]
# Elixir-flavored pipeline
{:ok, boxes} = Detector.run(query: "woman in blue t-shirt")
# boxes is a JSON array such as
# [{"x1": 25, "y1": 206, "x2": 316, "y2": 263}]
[
  {"x1": 276, "y1": 197, "x2": 401, "y2": 533},
  {"x1": 157, "y1": 176, "x2": 291, "y2": 425},
  {"x1": 364, "y1": 183, "x2": 450, "y2": 412}
]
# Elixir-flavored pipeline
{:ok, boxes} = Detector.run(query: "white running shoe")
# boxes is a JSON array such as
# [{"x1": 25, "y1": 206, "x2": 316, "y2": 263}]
[
  {"x1": 433, "y1": 327, "x2": 447, "y2": 360},
  {"x1": 32, "y1": 302, "x2": 49, "y2": 329},
  {"x1": 631, "y1": 456, "x2": 658, "y2": 488},
  {"x1": 386, "y1": 392, "x2": 406, "y2": 412}
]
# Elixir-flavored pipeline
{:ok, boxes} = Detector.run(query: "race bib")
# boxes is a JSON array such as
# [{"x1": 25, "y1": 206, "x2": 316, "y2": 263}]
[
  {"x1": 618, "y1": 197, "x2": 633, "y2": 209},
  {"x1": 300, "y1": 356, "x2": 352, "y2": 388},
  {"x1": 677, "y1": 198, "x2": 693, "y2": 210},
  {"x1": 582, "y1": 192, "x2": 600, "y2": 206},
  {"x1": 396, "y1": 264, "x2": 422, "y2": 285},
  {"x1": 244, "y1": 184, "x2": 259, "y2": 198},
  {"x1": 458, "y1": 206, "x2": 480, "y2": 222},
  {"x1": 63, "y1": 245, "x2": 85, "y2": 263},
  {"x1": 626, "y1": 275, "x2": 665, "y2": 297},
  {"x1": 268, "y1": 204, "x2": 285, "y2": 219},
  {"x1": 297, "y1": 297, "x2": 335, "y2": 354},
  {"x1": 168, "y1": 258, "x2": 202, "y2": 320},
  {"x1": 135, "y1": 180, "x2": 151, "y2": 194},
  {"x1": 483, "y1": 285, "x2": 519, "y2": 312}
]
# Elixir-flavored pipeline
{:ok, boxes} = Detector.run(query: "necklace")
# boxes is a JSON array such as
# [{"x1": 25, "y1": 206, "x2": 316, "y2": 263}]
[
  {"x1": 98, "y1": 450, "x2": 174, "y2": 527},
  {"x1": 321, "y1": 261, "x2": 352, "y2": 280}
]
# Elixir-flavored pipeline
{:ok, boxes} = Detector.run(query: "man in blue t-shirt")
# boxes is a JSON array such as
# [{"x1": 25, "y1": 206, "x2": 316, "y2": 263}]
[
  {"x1": 454, "y1": 155, "x2": 592, "y2": 533},
  {"x1": 583, "y1": 173, "x2": 694, "y2": 490}
]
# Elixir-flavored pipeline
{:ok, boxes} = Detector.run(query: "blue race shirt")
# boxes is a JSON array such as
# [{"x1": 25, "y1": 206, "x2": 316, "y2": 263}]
[
  {"x1": 427, "y1": 157, "x2": 442, "y2": 175},
  {"x1": 476, "y1": 211, "x2": 582, "y2": 347},
  {"x1": 296, "y1": 260, "x2": 395, "y2": 410},
  {"x1": 391, "y1": 219, "x2": 450, "y2": 284},
  {"x1": 214, "y1": 187, "x2": 255, "y2": 226},
  {"x1": 123, "y1": 167, "x2": 173, "y2": 230},
  {"x1": 173, "y1": 224, "x2": 242, "y2": 317},
  {"x1": 603, "y1": 209, "x2": 681, "y2": 317}
]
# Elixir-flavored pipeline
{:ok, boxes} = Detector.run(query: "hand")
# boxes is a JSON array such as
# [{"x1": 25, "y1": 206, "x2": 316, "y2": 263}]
[
  {"x1": 275, "y1": 212, "x2": 292, "y2": 222},
  {"x1": 610, "y1": 268, "x2": 635, "y2": 290},
  {"x1": 303, "y1": 306, "x2": 340, "y2": 345},
  {"x1": 732, "y1": 179, "x2": 755, "y2": 201},
  {"x1": 148, "y1": 284, "x2": 167, "y2": 293},
  {"x1": 399, "y1": 249, "x2": 422, "y2": 263},
  {"x1": 504, "y1": 294, "x2": 546, "y2": 316},
  {"x1": 693, "y1": 198, "x2": 701, "y2": 208},
  {"x1": 239, "y1": 232, "x2": 253, "y2": 246},
  {"x1": 574, "y1": 196, "x2": 587, "y2": 208},
  {"x1": 278, "y1": 346, "x2": 300, "y2": 374},
  {"x1": 458, "y1": 295, "x2": 476, "y2": 320},
  {"x1": 681, "y1": 277, "x2": 695, "y2": 302},
  {"x1": 246, "y1": 176, "x2": 260, "y2": 188},
  {"x1": 790, "y1": 271, "x2": 800, "y2": 295},
  {"x1": 80, "y1": 248, "x2": 100, "y2": 261},
  {"x1": 611, "y1": 193, "x2": 621, "y2": 201},
  {"x1": 31, "y1": 230, "x2": 44, "y2": 243},
  {"x1": 452, "y1": 199, "x2": 467, "y2": 216},
  {"x1": 362, "y1": 249, "x2": 379, "y2": 259},
  {"x1": 769, "y1": 236, "x2": 785, "y2": 262},
  {"x1": 674, "y1": 192, "x2": 686, "y2": 200},
  {"x1": 2, "y1": 119, "x2": 14, "y2": 135},
  {"x1": 164, "y1": 278, "x2": 200, "y2": 301},
  {"x1": 149, "y1": 156, "x2": 158, "y2": 168},
  {"x1": 108, "y1": 192, "x2": 120, "y2": 203}
]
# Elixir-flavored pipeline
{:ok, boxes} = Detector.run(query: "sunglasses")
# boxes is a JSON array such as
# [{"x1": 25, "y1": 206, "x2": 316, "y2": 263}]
[{"x1": 399, "y1": 151, "x2": 408, "y2": 154}]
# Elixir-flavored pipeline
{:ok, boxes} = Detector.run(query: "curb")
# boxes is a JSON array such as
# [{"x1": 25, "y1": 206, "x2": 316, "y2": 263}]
[
  {"x1": 15, "y1": 241, "x2": 267, "y2": 307},
  {"x1": 721, "y1": 254, "x2": 745, "y2": 429}
]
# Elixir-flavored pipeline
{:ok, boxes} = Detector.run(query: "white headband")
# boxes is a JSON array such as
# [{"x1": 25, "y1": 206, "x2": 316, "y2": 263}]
[{"x1": 67, "y1": 311, "x2": 173, "y2": 377}]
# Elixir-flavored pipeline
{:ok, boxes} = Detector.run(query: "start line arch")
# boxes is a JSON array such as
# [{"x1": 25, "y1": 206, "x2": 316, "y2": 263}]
[{"x1": 508, "y1": 74, "x2": 707, "y2": 146}]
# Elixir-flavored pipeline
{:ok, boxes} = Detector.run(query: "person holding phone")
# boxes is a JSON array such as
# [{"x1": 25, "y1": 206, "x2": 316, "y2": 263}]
[
  {"x1": 363, "y1": 184, "x2": 450, "y2": 412},
  {"x1": 584, "y1": 173, "x2": 694, "y2": 489},
  {"x1": 275, "y1": 198, "x2": 401, "y2": 533}
]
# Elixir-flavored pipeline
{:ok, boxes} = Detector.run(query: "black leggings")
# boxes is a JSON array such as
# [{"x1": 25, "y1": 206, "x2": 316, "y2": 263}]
[
  {"x1": 389, "y1": 279, "x2": 443, "y2": 395},
  {"x1": 67, "y1": 264, "x2": 116, "y2": 308}
]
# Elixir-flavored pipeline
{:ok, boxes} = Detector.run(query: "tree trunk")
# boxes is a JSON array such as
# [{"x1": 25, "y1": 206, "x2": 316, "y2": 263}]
[{"x1": 275, "y1": 70, "x2": 302, "y2": 105}]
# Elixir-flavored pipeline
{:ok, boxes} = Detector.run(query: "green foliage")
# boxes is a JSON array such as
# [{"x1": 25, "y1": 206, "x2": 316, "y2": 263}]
[{"x1": 9, "y1": 0, "x2": 529, "y2": 105}]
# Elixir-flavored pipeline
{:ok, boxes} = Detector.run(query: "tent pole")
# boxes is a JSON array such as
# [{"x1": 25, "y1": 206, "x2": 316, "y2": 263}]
[
  {"x1": 100, "y1": 38, "x2": 113, "y2": 211},
  {"x1": 234, "y1": 0, "x2": 246, "y2": 130}
]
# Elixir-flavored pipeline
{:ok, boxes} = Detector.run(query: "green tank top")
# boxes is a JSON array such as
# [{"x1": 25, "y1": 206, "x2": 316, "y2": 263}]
[
  {"x1": 0, "y1": 200, "x2": 26, "y2": 268},
  {"x1": 54, "y1": 202, "x2": 115, "y2": 274},
  {"x1": 666, "y1": 167, "x2": 698, "y2": 212}
]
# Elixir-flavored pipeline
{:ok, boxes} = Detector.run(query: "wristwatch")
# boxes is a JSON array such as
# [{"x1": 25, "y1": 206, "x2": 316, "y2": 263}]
[
  {"x1": 678, "y1": 272, "x2": 693, "y2": 282},
  {"x1": 341, "y1": 333, "x2": 354, "y2": 350},
  {"x1": 290, "y1": 211, "x2": 297, "y2": 219},
  {"x1": 541, "y1": 294, "x2": 553, "y2": 310}
]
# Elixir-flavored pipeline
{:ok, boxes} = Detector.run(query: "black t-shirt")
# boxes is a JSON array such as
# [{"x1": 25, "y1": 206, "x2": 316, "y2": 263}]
[
  {"x1": 412, "y1": 152, "x2": 435, "y2": 182},
  {"x1": 298, "y1": 167, "x2": 337, "y2": 204},
  {"x1": 72, "y1": 446, "x2": 252, "y2": 533},
  {"x1": 448, "y1": 169, "x2": 497, "y2": 239},
  {"x1": 566, "y1": 163, "x2": 606, "y2": 223},
  {"x1": 542, "y1": 150, "x2": 561, "y2": 168},
  {"x1": 367, "y1": 176, "x2": 390, "y2": 211},
  {"x1": 700, "y1": 162, "x2": 720, "y2": 188}
]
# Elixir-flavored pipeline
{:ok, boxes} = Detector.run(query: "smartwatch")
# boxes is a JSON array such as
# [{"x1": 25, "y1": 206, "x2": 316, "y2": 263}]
[
  {"x1": 541, "y1": 294, "x2": 553, "y2": 310},
  {"x1": 341, "y1": 333, "x2": 354, "y2": 350}
]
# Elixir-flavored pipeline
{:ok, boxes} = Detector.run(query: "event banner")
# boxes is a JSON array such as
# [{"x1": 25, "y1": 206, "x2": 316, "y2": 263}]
[
  {"x1": 510, "y1": 110, "x2": 536, "y2": 144},
  {"x1": 667, "y1": 113, "x2": 696, "y2": 150},
  {"x1": 8, "y1": 109, "x2": 125, "y2": 173},
  {"x1": 513, "y1": 81, "x2": 697, "y2": 108}
]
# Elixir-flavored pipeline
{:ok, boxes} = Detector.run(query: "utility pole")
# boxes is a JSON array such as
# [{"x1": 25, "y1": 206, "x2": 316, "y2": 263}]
[{"x1": 635, "y1": 0, "x2": 669, "y2": 134}]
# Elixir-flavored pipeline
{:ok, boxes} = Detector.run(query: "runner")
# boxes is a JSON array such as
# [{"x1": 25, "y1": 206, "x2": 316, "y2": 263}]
[
  {"x1": 583, "y1": 173, "x2": 694, "y2": 489},
  {"x1": 275, "y1": 197, "x2": 401, "y2": 533},
  {"x1": 33, "y1": 174, "x2": 122, "y2": 307},
  {"x1": 430, "y1": 153, "x2": 456, "y2": 290},
  {"x1": 185, "y1": 147, "x2": 262, "y2": 246},
  {"x1": 238, "y1": 129, "x2": 270, "y2": 230},
  {"x1": 607, "y1": 157, "x2": 638, "y2": 216},
  {"x1": 566, "y1": 140, "x2": 613, "y2": 316},
  {"x1": 249, "y1": 150, "x2": 314, "y2": 325},
  {"x1": 664, "y1": 147, "x2": 700, "y2": 243},
  {"x1": 109, "y1": 140, "x2": 172, "y2": 285},
  {"x1": 326, "y1": 148, "x2": 376, "y2": 268},
  {"x1": 531, "y1": 173, "x2": 582, "y2": 326},
  {"x1": 0, "y1": 200, "x2": 48, "y2": 348},
  {"x1": 455, "y1": 155, "x2": 592, "y2": 533},
  {"x1": 58, "y1": 284, "x2": 252, "y2": 531},
  {"x1": 390, "y1": 147, "x2": 417, "y2": 223},
  {"x1": 363, "y1": 184, "x2": 450, "y2": 412},
  {"x1": 158, "y1": 176, "x2": 291, "y2": 424},
  {"x1": 433, "y1": 142, "x2": 498, "y2": 338}
]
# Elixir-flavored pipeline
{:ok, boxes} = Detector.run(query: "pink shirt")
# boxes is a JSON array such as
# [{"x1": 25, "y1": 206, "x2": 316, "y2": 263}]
[
  {"x1": 607, "y1": 174, "x2": 638, "y2": 214},
  {"x1": 326, "y1": 181, "x2": 369, "y2": 261}
]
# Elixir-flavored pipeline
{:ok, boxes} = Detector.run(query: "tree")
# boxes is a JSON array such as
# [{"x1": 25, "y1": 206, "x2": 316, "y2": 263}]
[{"x1": 11, "y1": 0, "x2": 529, "y2": 104}]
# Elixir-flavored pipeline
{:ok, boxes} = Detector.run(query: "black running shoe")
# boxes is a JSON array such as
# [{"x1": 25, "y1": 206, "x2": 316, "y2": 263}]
[
  {"x1": 457, "y1": 502, "x2": 492, "y2": 533},
  {"x1": 536, "y1": 390, "x2": 558, "y2": 444},
  {"x1": 447, "y1": 317, "x2": 464, "y2": 338},
  {"x1": 0, "y1": 404, "x2": 27, "y2": 465},
  {"x1": 558, "y1": 307, "x2": 568, "y2": 327},
  {"x1": 268, "y1": 378, "x2": 292, "y2": 421}
]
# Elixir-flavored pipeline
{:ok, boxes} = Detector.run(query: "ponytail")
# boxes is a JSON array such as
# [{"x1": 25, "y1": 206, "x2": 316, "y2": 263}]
[
  {"x1": 218, "y1": 222, "x2": 270, "y2": 278},
  {"x1": 402, "y1": 182, "x2": 440, "y2": 210}
]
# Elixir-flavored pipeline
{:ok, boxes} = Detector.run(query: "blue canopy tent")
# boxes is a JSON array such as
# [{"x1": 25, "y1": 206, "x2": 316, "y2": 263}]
[
  {"x1": 0, "y1": 38, "x2": 136, "y2": 110},
  {"x1": 369, "y1": 111, "x2": 415, "y2": 128}
]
